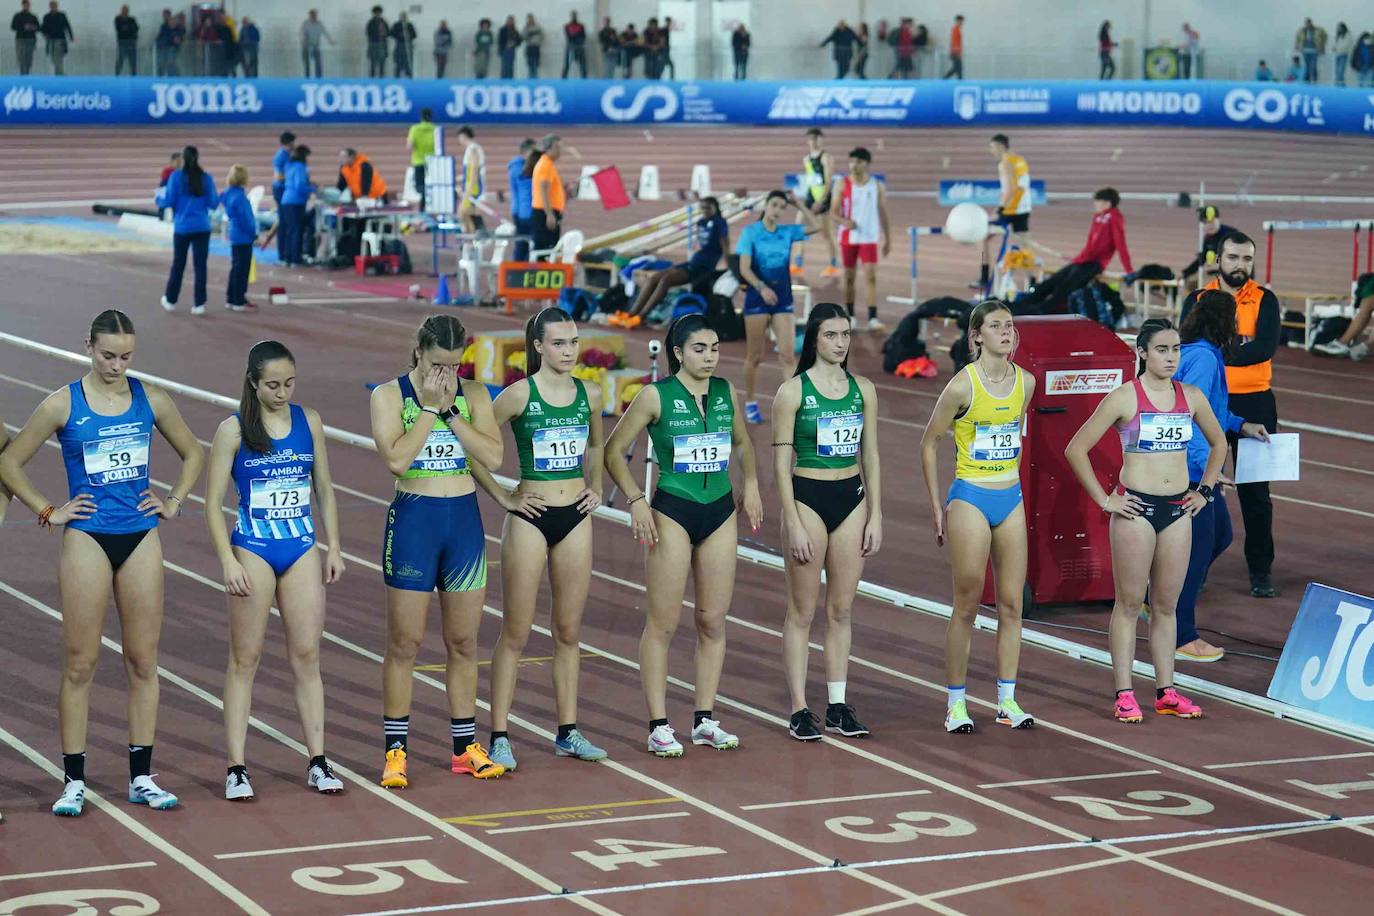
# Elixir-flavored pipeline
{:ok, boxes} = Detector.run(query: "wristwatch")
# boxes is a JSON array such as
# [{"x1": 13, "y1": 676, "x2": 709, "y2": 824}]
[
  {"x1": 1195, "y1": 484, "x2": 1214, "y2": 503},
  {"x1": 438, "y1": 407, "x2": 456, "y2": 423}
]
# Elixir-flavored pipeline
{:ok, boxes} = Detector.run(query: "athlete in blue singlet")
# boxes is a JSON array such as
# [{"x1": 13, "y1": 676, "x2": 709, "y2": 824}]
[
  {"x1": 0, "y1": 310, "x2": 204, "y2": 818},
  {"x1": 205, "y1": 341, "x2": 347, "y2": 801}
]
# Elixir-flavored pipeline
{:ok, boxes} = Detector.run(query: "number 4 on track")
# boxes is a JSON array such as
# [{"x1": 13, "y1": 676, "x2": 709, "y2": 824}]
[{"x1": 572, "y1": 838, "x2": 726, "y2": 872}]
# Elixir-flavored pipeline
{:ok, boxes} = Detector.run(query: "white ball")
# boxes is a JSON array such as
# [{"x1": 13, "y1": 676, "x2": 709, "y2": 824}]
[{"x1": 944, "y1": 203, "x2": 990, "y2": 245}]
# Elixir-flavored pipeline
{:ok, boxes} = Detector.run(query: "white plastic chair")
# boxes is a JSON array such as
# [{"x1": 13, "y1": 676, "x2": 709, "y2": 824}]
[
  {"x1": 531, "y1": 228, "x2": 584, "y2": 264},
  {"x1": 457, "y1": 236, "x2": 512, "y2": 299}
]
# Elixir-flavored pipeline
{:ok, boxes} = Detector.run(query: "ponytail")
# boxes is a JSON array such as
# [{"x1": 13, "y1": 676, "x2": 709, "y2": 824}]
[
  {"x1": 239, "y1": 340, "x2": 295, "y2": 455},
  {"x1": 1135, "y1": 317, "x2": 1175, "y2": 377},
  {"x1": 665, "y1": 313, "x2": 713, "y2": 375},
  {"x1": 182, "y1": 145, "x2": 204, "y2": 197},
  {"x1": 525, "y1": 306, "x2": 573, "y2": 376}
]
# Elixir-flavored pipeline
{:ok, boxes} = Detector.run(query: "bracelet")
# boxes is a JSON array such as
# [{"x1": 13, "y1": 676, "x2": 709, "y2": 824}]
[
  {"x1": 771, "y1": 442, "x2": 793, "y2": 448},
  {"x1": 420, "y1": 406, "x2": 441, "y2": 417},
  {"x1": 628, "y1": 494, "x2": 646, "y2": 506},
  {"x1": 167, "y1": 495, "x2": 182, "y2": 505},
  {"x1": 37, "y1": 505, "x2": 54, "y2": 528}
]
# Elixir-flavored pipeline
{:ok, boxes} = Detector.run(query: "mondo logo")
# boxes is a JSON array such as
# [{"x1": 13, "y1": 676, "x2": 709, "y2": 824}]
[
  {"x1": 600, "y1": 85, "x2": 679, "y2": 122},
  {"x1": 297, "y1": 83, "x2": 412, "y2": 117},
  {"x1": 445, "y1": 84, "x2": 561, "y2": 118},
  {"x1": 1223, "y1": 88, "x2": 1325, "y2": 126},
  {"x1": 147, "y1": 82, "x2": 262, "y2": 118}
]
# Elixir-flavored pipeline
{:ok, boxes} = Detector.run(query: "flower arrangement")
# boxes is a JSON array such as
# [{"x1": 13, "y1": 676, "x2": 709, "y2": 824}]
[{"x1": 579, "y1": 347, "x2": 621, "y2": 370}]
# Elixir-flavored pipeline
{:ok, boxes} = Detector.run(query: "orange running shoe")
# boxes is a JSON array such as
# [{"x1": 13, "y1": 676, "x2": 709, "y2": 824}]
[
  {"x1": 452, "y1": 742, "x2": 506, "y2": 779},
  {"x1": 623, "y1": 314, "x2": 642, "y2": 329},
  {"x1": 1114, "y1": 690, "x2": 1144, "y2": 724},
  {"x1": 380, "y1": 748, "x2": 409, "y2": 789},
  {"x1": 820, "y1": 265, "x2": 842, "y2": 279}
]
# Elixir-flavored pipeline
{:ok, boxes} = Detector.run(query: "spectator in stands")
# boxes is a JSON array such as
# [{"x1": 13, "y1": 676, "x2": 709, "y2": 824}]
[
  {"x1": 432, "y1": 20, "x2": 452, "y2": 78},
  {"x1": 195, "y1": 10, "x2": 221, "y2": 75},
  {"x1": 12, "y1": 0, "x2": 40, "y2": 76},
  {"x1": 153, "y1": 8, "x2": 178, "y2": 76},
  {"x1": 301, "y1": 10, "x2": 332, "y2": 78},
  {"x1": 619, "y1": 21, "x2": 640, "y2": 78},
  {"x1": 853, "y1": 22, "x2": 870, "y2": 78},
  {"x1": 944, "y1": 14, "x2": 964, "y2": 79},
  {"x1": 1020, "y1": 188, "x2": 1131, "y2": 312},
  {"x1": 497, "y1": 15, "x2": 520, "y2": 79},
  {"x1": 365, "y1": 6, "x2": 389, "y2": 78},
  {"x1": 523, "y1": 14, "x2": 544, "y2": 78},
  {"x1": 472, "y1": 18, "x2": 493, "y2": 79},
  {"x1": 40, "y1": 0, "x2": 72, "y2": 75},
  {"x1": 914, "y1": 22, "x2": 931, "y2": 74},
  {"x1": 1098, "y1": 20, "x2": 1116, "y2": 79},
  {"x1": 507, "y1": 138, "x2": 535, "y2": 261},
  {"x1": 642, "y1": 18, "x2": 663, "y2": 79},
  {"x1": 1254, "y1": 58, "x2": 1275, "y2": 81},
  {"x1": 406, "y1": 108, "x2": 436, "y2": 213},
  {"x1": 1284, "y1": 54, "x2": 1303, "y2": 81},
  {"x1": 114, "y1": 5, "x2": 137, "y2": 75},
  {"x1": 731, "y1": 22, "x2": 750, "y2": 80},
  {"x1": 597, "y1": 17, "x2": 619, "y2": 78},
  {"x1": 1354, "y1": 33, "x2": 1374, "y2": 87},
  {"x1": 1178, "y1": 205, "x2": 1236, "y2": 290},
  {"x1": 891, "y1": 18, "x2": 915, "y2": 78},
  {"x1": 1294, "y1": 17, "x2": 1326, "y2": 83},
  {"x1": 1178, "y1": 21, "x2": 1199, "y2": 79},
  {"x1": 1332, "y1": 23, "x2": 1352, "y2": 85},
  {"x1": 528, "y1": 134, "x2": 566, "y2": 256},
  {"x1": 563, "y1": 11, "x2": 586, "y2": 77},
  {"x1": 279, "y1": 146, "x2": 317, "y2": 268},
  {"x1": 661, "y1": 15, "x2": 678, "y2": 79},
  {"x1": 391, "y1": 11, "x2": 415, "y2": 78},
  {"x1": 337, "y1": 148, "x2": 390, "y2": 204},
  {"x1": 820, "y1": 19, "x2": 857, "y2": 79},
  {"x1": 216, "y1": 11, "x2": 237, "y2": 77},
  {"x1": 239, "y1": 16, "x2": 259, "y2": 77}
]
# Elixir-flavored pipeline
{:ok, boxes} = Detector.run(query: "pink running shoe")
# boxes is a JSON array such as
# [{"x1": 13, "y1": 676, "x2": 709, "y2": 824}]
[
  {"x1": 1155, "y1": 687, "x2": 1203, "y2": 718},
  {"x1": 1114, "y1": 690, "x2": 1143, "y2": 724}
]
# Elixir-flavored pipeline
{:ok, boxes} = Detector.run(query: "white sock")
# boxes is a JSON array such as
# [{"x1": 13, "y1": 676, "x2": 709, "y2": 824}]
[
  {"x1": 746, "y1": 400, "x2": 758, "y2": 409},
  {"x1": 946, "y1": 685, "x2": 966, "y2": 710},
  {"x1": 827, "y1": 682, "x2": 846, "y2": 705},
  {"x1": 997, "y1": 679, "x2": 1016, "y2": 705}
]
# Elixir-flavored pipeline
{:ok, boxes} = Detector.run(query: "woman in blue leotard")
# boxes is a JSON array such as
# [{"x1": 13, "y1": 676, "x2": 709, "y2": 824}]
[
  {"x1": 0, "y1": 310, "x2": 204, "y2": 818},
  {"x1": 204, "y1": 340, "x2": 348, "y2": 802}
]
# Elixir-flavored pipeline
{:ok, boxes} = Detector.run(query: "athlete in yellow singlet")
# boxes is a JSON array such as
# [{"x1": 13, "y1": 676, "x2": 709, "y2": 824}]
[
  {"x1": 982, "y1": 134, "x2": 1035, "y2": 290},
  {"x1": 920, "y1": 301, "x2": 1037, "y2": 735}
]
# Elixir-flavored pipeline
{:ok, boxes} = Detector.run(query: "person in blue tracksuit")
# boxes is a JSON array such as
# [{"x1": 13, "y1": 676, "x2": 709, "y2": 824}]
[
  {"x1": 507, "y1": 138, "x2": 535, "y2": 261},
  {"x1": 280, "y1": 145, "x2": 317, "y2": 267},
  {"x1": 221, "y1": 164, "x2": 258, "y2": 312},
  {"x1": 271, "y1": 131, "x2": 296, "y2": 261},
  {"x1": 156, "y1": 145, "x2": 219, "y2": 316},
  {"x1": 1173, "y1": 289, "x2": 1271, "y2": 663}
]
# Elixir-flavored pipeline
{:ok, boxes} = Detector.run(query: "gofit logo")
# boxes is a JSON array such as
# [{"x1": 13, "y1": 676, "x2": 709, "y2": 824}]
[
  {"x1": 148, "y1": 82, "x2": 262, "y2": 118},
  {"x1": 4, "y1": 85, "x2": 112, "y2": 115},
  {"x1": 601, "y1": 85, "x2": 678, "y2": 122},
  {"x1": 768, "y1": 86, "x2": 914, "y2": 121},
  {"x1": 446, "y1": 84, "x2": 560, "y2": 118},
  {"x1": 1223, "y1": 88, "x2": 1324, "y2": 126},
  {"x1": 1046, "y1": 369, "x2": 1122, "y2": 394},
  {"x1": 1076, "y1": 90, "x2": 1201, "y2": 115},
  {"x1": 298, "y1": 83, "x2": 411, "y2": 117}
]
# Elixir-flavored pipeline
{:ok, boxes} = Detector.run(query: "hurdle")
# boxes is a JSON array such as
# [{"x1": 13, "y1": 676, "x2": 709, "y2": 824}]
[
  {"x1": 887, "y1": 223, "x2": 1011, "y2": 306},
  {"x1": 1262, "y1": 219, "x2": 1374, "y2": 294}
]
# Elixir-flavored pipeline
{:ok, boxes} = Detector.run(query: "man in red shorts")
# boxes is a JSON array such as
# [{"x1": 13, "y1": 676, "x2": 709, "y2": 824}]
[{"x1": 833, "y1": 147, "x2": 891, "y2": 331}]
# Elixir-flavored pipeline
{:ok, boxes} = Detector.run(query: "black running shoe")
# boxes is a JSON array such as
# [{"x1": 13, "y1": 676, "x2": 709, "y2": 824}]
[
  {"x1": 1250, "y1": 575, "x2": 1277, "y2": 599},
  {"x1": 788, "y1": 708, "x2": 823, "y2": 741},
  {"x1": 825, "y1": 703, "x2": 871, "y2": 738}
]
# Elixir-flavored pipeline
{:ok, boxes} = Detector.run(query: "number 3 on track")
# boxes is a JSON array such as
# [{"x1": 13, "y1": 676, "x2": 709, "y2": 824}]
[
  {"x1": 291, "y1": 859, "x2": 466, "y2": 896},
  {"x1": 572, "y1": 838, "x2": 726, "y2": 872}
]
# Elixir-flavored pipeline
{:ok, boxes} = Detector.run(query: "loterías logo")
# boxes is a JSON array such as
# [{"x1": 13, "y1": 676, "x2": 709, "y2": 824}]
[
  {"x1": 446, "y1": 84, "x2": 561, "y2": 118},
  {"x1": 4, "y1": 85, "x2": 34, "y2": 114},
  {"x1": 147, "y1": 82, "x2": 262, "y2": 118},
  {"x1": 298, "y1": 83, "x2": 412, "y2": 117},
  {"x1": 600, "y1": 85, "x2": 678, "y2": 122}
]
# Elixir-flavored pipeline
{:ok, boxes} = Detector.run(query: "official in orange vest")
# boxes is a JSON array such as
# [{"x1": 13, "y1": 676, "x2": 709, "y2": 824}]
[
  {"x1": 336, "y1": 148, "x2": 390, "y2": 203},
  {"x1": 1181, "y1": 230, "x2": 1280, "y2": 598}
]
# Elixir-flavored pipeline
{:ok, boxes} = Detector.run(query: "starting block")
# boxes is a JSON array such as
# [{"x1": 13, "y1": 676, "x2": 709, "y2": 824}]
[
  {"x1": 268, "y1": 286, "x2": 289, "y2": 305},
  {"x1": 577, "y1": 165, "x2": 602, "y2": 201},
  {"x1": 637, "y1": 165, "x2": 661, "y2": 200},
  {"x1": 690, "y1": 164, "x2": 711, "y2": 197}
]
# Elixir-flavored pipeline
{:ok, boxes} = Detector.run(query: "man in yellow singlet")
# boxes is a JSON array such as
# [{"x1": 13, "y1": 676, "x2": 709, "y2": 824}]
[{"x1": 981, "y1": 133, "x2": 1034, "y2": 290}]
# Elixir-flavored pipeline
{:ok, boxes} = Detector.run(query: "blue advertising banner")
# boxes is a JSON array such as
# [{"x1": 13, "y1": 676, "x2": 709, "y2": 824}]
[
  {"x1": 1268, "y1": 584, "x2": 1374, "y2": 729},
  {"x1": 939, "y1": 179, "x2": 1048, "y2": 207},
  {"x1": 2, "y1": 78, "x2": 1373, "y2": 135}
]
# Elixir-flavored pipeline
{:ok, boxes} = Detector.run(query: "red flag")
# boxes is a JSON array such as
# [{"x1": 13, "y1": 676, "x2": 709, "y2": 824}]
[{"x1": 591, "y1": 166, "x2": 631, "y2": 211}]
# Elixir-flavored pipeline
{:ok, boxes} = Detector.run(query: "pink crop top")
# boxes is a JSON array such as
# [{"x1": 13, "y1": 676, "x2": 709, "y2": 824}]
[{"x1": 1118, "y1": 379, "x2": 1192, "y2": 454}]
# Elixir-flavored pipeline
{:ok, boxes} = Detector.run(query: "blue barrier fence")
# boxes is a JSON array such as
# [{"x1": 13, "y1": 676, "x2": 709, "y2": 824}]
[{"x1": 3, "y1": 78, "x2": 1373, "y2": 134}]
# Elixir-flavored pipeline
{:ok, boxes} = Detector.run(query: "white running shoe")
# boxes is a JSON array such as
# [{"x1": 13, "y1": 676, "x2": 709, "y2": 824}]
[
  {"x1": 128, "y1": 774, "x2": 179, "y2": 810},
  {"x1": 52, "y1": 779, "x2": 85, "y2": 817},
  {"x1": 646, "y1": 724, "x2": 684, "y2": 757},
  {"x1": 866, "y1": 317, "x2": 887, "y2": 333},
  {"x1": 160, "y1": 296, "x2": 176, "y2": 313},
  {"x1": 225, "y1": 769, "x2": 254, "y2": 802},
  {"x1": 944, "y1": 700, "x2": 975, "y2": 734},
  {"x1": 1351, "y1": 341, "x2": 1369, "y2": 362},
  {"x1": 190, "y1": 304, "x2": 206, "y2": 317},
  {"x1": 690, "y1": 718, "x2": 740, "y2": 750},
  {"x1": 307, "y1": 761, "x2": 345, "y2": 794},
  {"x1": 1314, "y1": 339, "x2": 1351, "y2": 357}
]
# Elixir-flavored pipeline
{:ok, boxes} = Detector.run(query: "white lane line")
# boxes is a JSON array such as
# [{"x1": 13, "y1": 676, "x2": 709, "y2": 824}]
[
  {"x1": 288, "y1": 297, "x2": 399, "y2": 305},
  {"x1": 1272, "y1": 493, "x2": 1374, "y2": 520},
  {"x1": 978, "y1": 770, "x2": 1160, "y2": 790},
  {"x1": 1303, "y1": 459, "x2": 1374, "y2": 477},
  {"x1": 0, "y1": 580, "x2": 620, "y2": 916},
  {"x1": 1204, "y1": 752, "x2": 1374, "y2": 771},
  {"x1": 0, "y1": 719, "x2": 269, "y2": 914},
  {"x1": 1275, "y1": 386, "x2": 1374, "y2": 407},
  {"x1": 741, "y1": 790, "x2": 934, "y2": 811},
  {"x1": 0, "y1": 860, "x2": 157, "y2": 882},
  {"x1": 486, "y1": 811, "x2": 690, "y2": 835},
  {"x1": 0, "y1": 197, "x2": 148, "y2": 210},
  {"x1": 1285, "y1": 419, "x2": 1374, "y2": 443},
  {"x1": 214, "y1": 835, "x2": 434, "y2": 861}
]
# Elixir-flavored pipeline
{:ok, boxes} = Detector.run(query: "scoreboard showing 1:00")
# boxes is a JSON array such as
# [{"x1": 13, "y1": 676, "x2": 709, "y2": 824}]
[{"x1": 496, "y1": 262, "x2": 576, "y2": 300}]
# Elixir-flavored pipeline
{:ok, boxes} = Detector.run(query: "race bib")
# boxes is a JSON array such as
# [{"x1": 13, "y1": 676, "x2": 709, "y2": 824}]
[
  {"x1": 249, "y1": 476, "x2": 311, "y2": 523},
  {"x1": 411, "y1": 426, "x2": 467, "y2": 472},
  {"x1": 82, "y1": 433, "x2": 150, "y2": 486},
  {"x1": 1138, "y1": 413, "x2": 1192, "y2": 451},
  {"x1": 672, "y1": 431, "x2": 731, "y2": 474},
  {"x1": 533, "y1": 424, "x2": 588, "y2": 472},
  {"x1": 972, "y1": 421, "x2": 1022, "y2": 462},
  {"x1": 817, "y1": 414, "x2": 862, "y2": 458}
]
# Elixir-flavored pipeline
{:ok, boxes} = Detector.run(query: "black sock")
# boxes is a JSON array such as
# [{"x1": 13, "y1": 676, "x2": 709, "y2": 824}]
[
  {"x1": 384, "y1": 715, "x2": 410, "y2": 754},
  {"x1": 62, "y1": 752, "x2": 86, "y2": 783},
  {"x1": 1156, "y1": 686, "x2": 1172, "y2": 699},
  {"x1": 868, "y1": 306, "x2": 878, "y2": 321},
  {"x1": 649, "y1": 717, "x2": 669, "y2": 734},
  {"x1": 693, "y1": 709, "x2": 712, "y2": 728},
  {"x1": 846, "y1": 301, "x2": 856, "y2": 317},
  {"x1": 451, "y1": 717, "x2": 476, "y2": 755},
  {"x1": 227, "y1": 764, "x2": 248, "y2": 778},
  {"x1": 129, "y1": 744, "x2": 153, "y2": 780},
  {"x1": 1115, "y1": 688, "x2": 1134, "y2": 698},
  {"x1": 557, "y1": 723, "x2": 576, "y2": 741},
  {"x1": 490, "y1": 730, "x2": 508, "y2": 744},
  {"x1": 308, "y1": 755, "x2": 327, "y2": 772}
]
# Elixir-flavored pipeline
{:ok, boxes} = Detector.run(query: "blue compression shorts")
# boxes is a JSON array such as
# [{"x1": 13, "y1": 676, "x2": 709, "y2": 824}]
[{"x1": 383, "y1": 492, "x2": 487, "y2": 592}]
